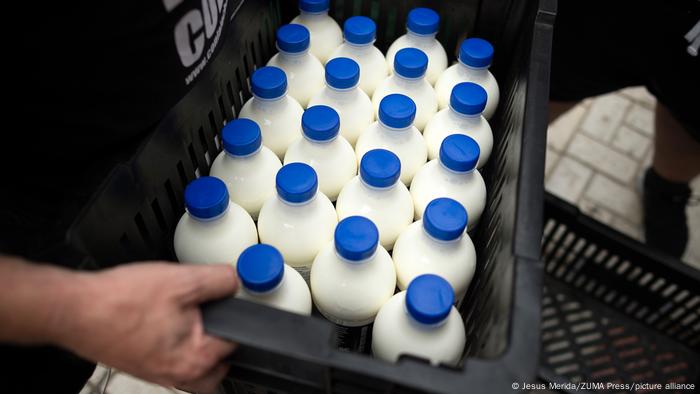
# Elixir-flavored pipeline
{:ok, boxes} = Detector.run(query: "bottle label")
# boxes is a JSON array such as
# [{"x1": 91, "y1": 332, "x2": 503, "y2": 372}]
[{"x1": 334, "y1": 323, "x2": 373, "y2": 354}]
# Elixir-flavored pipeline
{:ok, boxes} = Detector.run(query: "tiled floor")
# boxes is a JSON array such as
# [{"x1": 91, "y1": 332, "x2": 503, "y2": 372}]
[
  {"x1": 546, "y1": 86, "x2": 700, "y2": 269},
  {"x1": 80, "y1": 366, "x2": 189, "y2": 394},
  {"x1": 82, "y1": 87, "x2": 700, "y2": 393}
]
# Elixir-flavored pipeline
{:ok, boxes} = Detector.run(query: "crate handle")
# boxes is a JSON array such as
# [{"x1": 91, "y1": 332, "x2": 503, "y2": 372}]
[{"x1": 201, "y1": 297, "x2": 335, "y2": 361}]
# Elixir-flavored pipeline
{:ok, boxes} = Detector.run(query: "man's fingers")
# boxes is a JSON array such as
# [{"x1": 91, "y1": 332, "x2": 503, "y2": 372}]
[
  {"x1": 202, "y1": 334, "x2": 238, "y2": 361},
  {"x1": 183, "y1": 264, "x2": 238, "y2": 303},
  {"x1": 177, "y1": 363, "x2": 230, "y2": 394}
]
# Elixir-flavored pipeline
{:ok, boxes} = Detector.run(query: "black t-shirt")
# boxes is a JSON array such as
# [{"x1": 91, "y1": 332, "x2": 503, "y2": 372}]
[{"x1": 2, "y1": 1, "x2": 234, "y2": 392}]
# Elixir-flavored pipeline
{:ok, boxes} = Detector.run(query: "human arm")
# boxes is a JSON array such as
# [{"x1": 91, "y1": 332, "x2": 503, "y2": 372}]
[{"x1": 0, "y1": 255, "x2": 238, "y2": 392}]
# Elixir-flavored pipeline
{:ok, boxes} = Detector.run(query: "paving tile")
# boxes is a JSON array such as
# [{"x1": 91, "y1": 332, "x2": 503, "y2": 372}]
[
  {"x1": 545, "y1": 148, "x2": 561, "y2": 179},
  {"x1": 106, "y1": 373, "x2": 176, "y2": 394},
  {"x1": 567, "y1": 133, "x2": 638, "y2": 184},
  {"x1": 619, "y1": 86, "x2": 656, "y2": 108},
  {"x1": 545, "y1": 157, "x2": 593, "y2": 204},
  {"x1": 579, "y1": 198, "x2": 614, "y2": 225},
  {"x1": 548, "y1": 104, "x2": 587, "y2": 152},
  {"x1": 611, "y1": 125, "x2": 651, "y2": 160},
  {"x1": 80, "y1": 364, "x2": 111, "y2": 393},
  {"x1": 79, "y1": 383, "x2": 98, "y2": 394},
  {"x1": 580, "y1": 93, "x2": 631, "y2": 143},
  {"x1": 583, "y1": 174, "x2": 642, "y2": 225},
  {"x1": 610, "y1": 217, "x2": 644, "y2": 241},
  {"x1": 624, "y1": 104, "x2": 654, "y2": 136}
]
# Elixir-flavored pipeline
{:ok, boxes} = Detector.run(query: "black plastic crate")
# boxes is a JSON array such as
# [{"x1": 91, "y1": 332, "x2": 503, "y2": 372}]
[
  {"x1": 66, "y1": 0, "x2": 556, "y2": 392},
  {"x1": 540, "y1": 193, "x2": 700, "y2": 393}
]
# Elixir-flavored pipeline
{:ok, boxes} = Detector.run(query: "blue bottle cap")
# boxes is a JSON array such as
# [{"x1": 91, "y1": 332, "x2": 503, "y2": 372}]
[
  {"x1": 237, "y1": 244, "x2": 285, "y2": 292},
  {"x1": 359, "y1": 149, "x2": 401, "y2": 188},
  {"x1": 184, "y1": 176, "x2": 229, "y2": 220},
  {"x1": 276, "y1": 24, "x2": 310, "y2": 53},
  {"x1": 378, "y1": 94, "x2": 416, "y2": 129},
  {"x1": 406, "y1": 274, "x2": 454, "y2": 324},
  {"x1": 222, "y1": 118, "x2": 262, "y2": 156},
  {"x1": 276, "y1": 162, "x2": 318, "y2": 203},
  {"x1": 251, "y1": 66, "x2": 287, "y2": 99},
  {"x1": 450, "y1": 82, "x2": 487, "y2": 115},
  {"x1": 334, "y1": 216, "x2": 379, "y2": 261},
  {"x1": 459, "y1": 38, "x2": 494, "y2": 68},
  {"x1": 422, "y1": 198, "x2": 468, "y2": 241},
  {"x1": 439, "y1": 134, "x2": 480, "y2": 172},
  {"x1": 406, "y1": 7, "x2": 440, "y2": 35},
  {"x1": 325, "y1": 57, "x2": 360, "y2": 89},
  {"x1": 302, "y1": 105, "x2": 340, "y2": 141},
  {"x1": 299, "y1": 0, "x2": 329, "y2": 13},
  {"x1": 344, "y1": 16, "x2": 376, "y2": 45},
  {"x1": 394, "y1": 48, "x2": 428, "y2": 79}
]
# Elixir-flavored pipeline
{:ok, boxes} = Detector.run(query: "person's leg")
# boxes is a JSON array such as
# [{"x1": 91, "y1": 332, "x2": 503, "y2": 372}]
[
  {"x1": 643, "y1": 103, "x2": 700, "y2": 258},
  {"x1": 549, "y1": 101, "x2": 579, "y2": 123},
  {"x1": 652, "y1": 103, "x2": 700, "y2": 183}
]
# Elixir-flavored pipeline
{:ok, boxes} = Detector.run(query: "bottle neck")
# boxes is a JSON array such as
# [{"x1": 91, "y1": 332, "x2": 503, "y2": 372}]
[
  {"x1": 253, "y1": 93, "x2": 286, "y2": 104},
  {"x1": 422, "y1": 225, "x2": 463, "y2": 245},
  {"x1": 448, "y1": 106, "x2": 482, "y2": 120},
  {"x1": 300, "y1": 9, "x2": 330, "y2": 18},
  {"x1": 334, "y1": 249, "x2": 376, "y2": 265},
  {"x1": 277, "y1": 194, "x2": 316, "y2": 206},
  {"x1": 188, "y1": 205, "x2": 229, "y2": 222},
  {"x1": 360, "y1": 177, "x2": 398, "y2": 191},
  {"x1": 224, "y1": 146, "x2": 262, "y2": 159},
  {"x1": 344, "y1": 40, "x2": 375, "y2": 49},
  {"x1": 303, "y1": 134, "x2": 337, "y2": 144},
  {"x1": 379, "y1": 120, "x2": 413, "y2": 132},
  {"x1": 439, "y1": 159, "x2": 475, "y2": 175},
  {"x1": 327, "y1": 84, "x2": 358, "y2": 93},
  {"x1": 458, "y1": 60, "x2": 490, "y2": 77},
  {"x1": 277, "y1": 47, "x2": 311, "y2": 59},
  {"x1": 392, "y1": 73, "x2": 425, "y2": 85},
  {"x1": 406, "y1": 30, "x2": 437, "y2": 42}
]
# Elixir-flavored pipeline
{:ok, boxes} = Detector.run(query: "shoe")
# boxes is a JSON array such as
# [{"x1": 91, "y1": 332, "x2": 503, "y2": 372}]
[{"x1": 642, "y1": 167, "x2": 696, "y2": 258}]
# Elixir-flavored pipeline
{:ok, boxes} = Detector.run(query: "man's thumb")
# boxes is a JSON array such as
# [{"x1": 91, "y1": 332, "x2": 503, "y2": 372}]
[{"x1": 183, "y1": 263, "x2": 238, "y2": 303}]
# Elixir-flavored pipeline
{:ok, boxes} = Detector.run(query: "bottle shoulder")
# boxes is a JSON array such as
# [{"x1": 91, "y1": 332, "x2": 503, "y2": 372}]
[
  {"x1": 311, "y1": 246, "x2": 396, "y2": 306},
  {"x1": 212, "y1": 148, "x2": 281, "y2": 174},
  {"x1": 237, "y1": 265, "x2": 312, "y2": 316},
  {"x1": 259, "y1": 196, "x2": 337, "y2": 228}
]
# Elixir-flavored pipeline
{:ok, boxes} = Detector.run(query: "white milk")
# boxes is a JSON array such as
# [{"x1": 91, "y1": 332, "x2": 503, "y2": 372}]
[
  {"x1": 435, "y1": 38, "x2": 500, "y2": 119},
  {"x1": 267, "y1": 24, "x2": 325, "y2": 107},
  {"x1": 290, "y1": 0, "x2": 342, "y2": 63},
  {"x1": 410, "y1": 134, "x2": 487, "y2": 231},
  {"x1": 239, "y1": 66, "x2": 304, "y2": 159},
  {"x1": 373, "y1": 48, "x2": 437, "y2": 131},
  {"x1": 392, "y1": 198, "x2": 476, "y2": 303},
  {"x1": 174, "y1": 176, "x2": 257, "y2": 265},
  {"x1": 284, "y1": 105, "x2": 357, "y2": 201},
  {"x1": 423, "y1": 82, "x2": 492, "y2": 168},
  {"x1": 336, "y1": 149, "x2": 414, "y2": 251},
  {"x1": 310, "y1": 216, "x2": 396, "y2": 352},
  {"x1": 309, "y1": 57, "x2": 373, "y2": 146},
  {"x1": 328, "y1": 16, "x2": 389, "y2": 96},
  {"x1": 210, "y1": 118, "x2": 282, "y2": 220},
  {"x1": 385, "y1": 7, "x2": 447, "y2": 86},
  {"x1": 236, "y1": 244, "x2": 312, "y2": 316},
  {"x1": 372, "y1": 274, "x2": 465, "y2": 366},
  {"x1": 257, "y1": 163, "x2": 337, "y2": 281},
  {"x1": 357, "y1": 94, "x2": 427, "y2": 185}
]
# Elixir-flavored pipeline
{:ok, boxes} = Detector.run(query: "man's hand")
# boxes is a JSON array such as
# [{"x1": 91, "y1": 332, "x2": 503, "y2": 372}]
[{"x1": 0, "y1": 257, "x2": 238, "y2": 393}]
